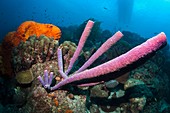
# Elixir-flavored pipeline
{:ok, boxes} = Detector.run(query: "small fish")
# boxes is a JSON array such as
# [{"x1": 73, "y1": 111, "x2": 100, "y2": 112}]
[{"x1": 103, "y1": 7, "x2": 108, "y2": 10}]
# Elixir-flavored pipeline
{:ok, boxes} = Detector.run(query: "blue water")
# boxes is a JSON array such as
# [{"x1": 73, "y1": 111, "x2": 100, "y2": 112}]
[{"x1": 0, "y1": 0, "x2": 170, "y2": 42}]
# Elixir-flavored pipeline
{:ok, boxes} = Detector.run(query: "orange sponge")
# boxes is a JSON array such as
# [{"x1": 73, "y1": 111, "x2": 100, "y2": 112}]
[
  {"x1": 14, "y1": 21, "x2": 61, "y2": 43},
  {"x1": 3, "y1": 21, "x2": 61, "y2": 47}
]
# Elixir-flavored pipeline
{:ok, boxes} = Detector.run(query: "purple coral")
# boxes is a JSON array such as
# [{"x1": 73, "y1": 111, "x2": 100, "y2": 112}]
[{"x1": 38, "y1": 20, "x2": 167, "y2": 91}]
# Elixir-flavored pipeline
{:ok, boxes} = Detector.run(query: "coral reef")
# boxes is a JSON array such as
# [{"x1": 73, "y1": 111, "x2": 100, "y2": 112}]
[
  {"x1": 35, "y1": 20, "x2": 168, "y2": 113},
  {"x1": 11, "y1": 35, "x2": 80, "y2": 87},
  {"x1": 1, "y1": 21, "x2": 61, "y2": 77},
  {"x1": 24, "y1": 86, "x2": 86, "y2": 113},
  {"x1": 12, "y1": 35, "x2": 59, "y2": 73},
  {"x1": 0, "y1": 19, "x2": 170, "y2": 113},
  {"x1": 9, "y1": 34, "x2": 83, "y2": 112}
]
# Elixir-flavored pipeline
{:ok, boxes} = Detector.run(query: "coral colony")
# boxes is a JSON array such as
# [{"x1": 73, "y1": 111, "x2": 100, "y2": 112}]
[{"x1": 38, "y1": 20, "x2": 167, "y2": 91}]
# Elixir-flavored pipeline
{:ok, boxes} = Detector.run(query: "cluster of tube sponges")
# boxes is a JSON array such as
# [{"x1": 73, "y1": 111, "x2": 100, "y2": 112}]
[{"x1": 38, "y1": 20, "x2": 167, "y2": 91}]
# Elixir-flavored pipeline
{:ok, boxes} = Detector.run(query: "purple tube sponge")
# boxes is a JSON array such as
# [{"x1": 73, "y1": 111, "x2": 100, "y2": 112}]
[
  {"x1": 51, "y1": 32, "x2": 167, "y2": 90},
  {"x1": 37, "y1": 70, "x2": 54, "y2": 89},
  {"x1": 57, "y1": 48, "x2": 63, "y2": 72},
  {"x1": 57, "y1": 47, "x2": 68, "y2": 79},
  {"x1": 65, "y1": 20, "x2": 94, "y2": 75},
  {"x1": 76, "y1": 31, "x2": 123, "y2": 73}
]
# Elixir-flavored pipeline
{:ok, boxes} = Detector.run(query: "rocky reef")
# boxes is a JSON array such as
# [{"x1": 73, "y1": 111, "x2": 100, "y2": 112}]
[{"x1": 0, "y1": 20, "x2": 170, "y2": 113}]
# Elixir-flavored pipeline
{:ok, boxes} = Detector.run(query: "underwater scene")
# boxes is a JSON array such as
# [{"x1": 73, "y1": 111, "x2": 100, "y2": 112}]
[{"x1": 0, "y1": 0, "x2": 170, "y2": 113}]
